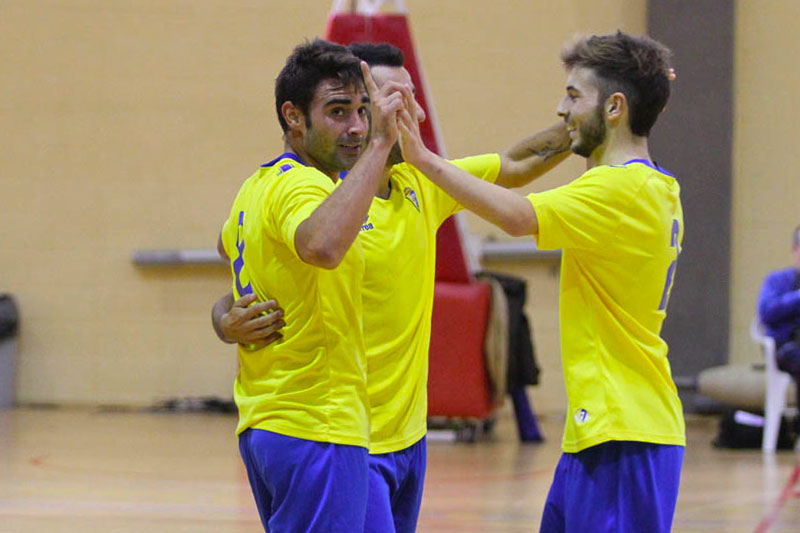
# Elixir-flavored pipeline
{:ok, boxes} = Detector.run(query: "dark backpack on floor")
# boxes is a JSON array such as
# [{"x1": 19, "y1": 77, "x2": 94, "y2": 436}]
[{"x1": 712, "y1": 409, "x2": 796, "y2": 450}]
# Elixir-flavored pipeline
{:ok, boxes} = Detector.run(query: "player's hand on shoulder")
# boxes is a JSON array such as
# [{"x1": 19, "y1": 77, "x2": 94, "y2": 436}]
[{"x1": 221, "y1": 293, "x2": 285, "y2": 349}]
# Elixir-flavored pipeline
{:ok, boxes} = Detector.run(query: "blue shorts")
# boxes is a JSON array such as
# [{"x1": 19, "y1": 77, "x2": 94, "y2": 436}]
[
  {"x1": 540, "y1": 440, "x2": 684, "y2": 533},
  {"x1": 364, "y1": 436, "x2": 427, "y2": 533},
  {"x1": 238, "y1": 428, "x2": 369, "y2": 533}
]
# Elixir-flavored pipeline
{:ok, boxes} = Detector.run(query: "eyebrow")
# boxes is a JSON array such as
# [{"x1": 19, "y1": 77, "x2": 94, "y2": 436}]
[
  {"x1": 324, "y1": 95, "x2": 370, "y2": 107},
  {"x1": 324, "y1": 98, "x2": 354, "y2": 107}
]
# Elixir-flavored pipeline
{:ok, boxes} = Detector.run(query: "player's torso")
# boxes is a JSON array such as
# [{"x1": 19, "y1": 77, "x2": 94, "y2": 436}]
[
  {"x1": 560, "y1": 163, "x2": 685, "y2": 451},
  {"x1": 358, "y1": 168, "x2": 439, "y2": 453},
  {"x1": 225, "y1": 159, "x2": 369, "y2": 447}
]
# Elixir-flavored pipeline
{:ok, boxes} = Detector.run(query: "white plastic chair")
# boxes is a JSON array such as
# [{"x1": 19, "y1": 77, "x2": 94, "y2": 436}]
[{"x1": 750, "y1": 318, "x2": 793, "y2": 452}]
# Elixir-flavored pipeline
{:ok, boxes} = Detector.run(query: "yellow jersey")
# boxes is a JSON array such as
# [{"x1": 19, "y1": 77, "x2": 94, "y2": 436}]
[
  {"x1": 362, "y1": 154, "x2": 501, "y2": 454},
  {"x1": 528, "y1": 159, "x2": 685, "y2": 453},
  {"x1": 221, "y1": 153, "x2": 369, "y2": 448}
]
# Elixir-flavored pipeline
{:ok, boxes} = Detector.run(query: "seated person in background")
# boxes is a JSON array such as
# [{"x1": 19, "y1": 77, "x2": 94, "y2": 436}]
[{"x1": 758, "y1": 225, "x2": 800, "y2": 430}]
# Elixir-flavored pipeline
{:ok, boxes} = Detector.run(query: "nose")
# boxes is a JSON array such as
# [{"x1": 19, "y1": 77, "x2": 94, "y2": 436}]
[
  {"x1": 556, "y1": 96, "x2": 569, "y2": 119},
  {"x1": 348, "y1": 110, "x2": 368, "y2": 136}
]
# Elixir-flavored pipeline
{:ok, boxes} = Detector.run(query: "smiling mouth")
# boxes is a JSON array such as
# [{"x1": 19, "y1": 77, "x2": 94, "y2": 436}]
[
  {"x1": 565, "y1": 123, "x2": 578, "y2": 137},
  {"x1": 339, "y1": 144, "x2": 362, "y2": 153}
]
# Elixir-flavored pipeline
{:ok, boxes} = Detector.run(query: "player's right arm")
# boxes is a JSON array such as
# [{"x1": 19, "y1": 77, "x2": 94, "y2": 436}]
[
  {"x1": 211, "y1": 291, "x2": 285, "y2": 349},
  {"x1": 398, "y1": 108, "x2": 538, "y2": 237},
  {"x1": 495, "y1": 121, "x2": 572, "y2": 188},
  {"x1": 294, "y1": 62, "x2": 410, "y2": 269}
]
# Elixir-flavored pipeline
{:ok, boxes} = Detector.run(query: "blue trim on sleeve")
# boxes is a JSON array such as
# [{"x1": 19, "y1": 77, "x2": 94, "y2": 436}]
[
  {"x1": 622, "y1": 158, "x2": 675, "y2": 178},
  {"x1": 261, "y1": 152, "x2": 305, "y2": 168}
]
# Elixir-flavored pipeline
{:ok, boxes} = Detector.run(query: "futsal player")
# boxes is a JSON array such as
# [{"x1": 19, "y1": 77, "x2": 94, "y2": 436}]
[
  {"x1": 213, "y1": 42, "x2": 572, "y2": 533},
  {"x1": 395, "y1": 31, "x2": 685, "y2": 532},
  {"x1": 217, "y1": 39, "x2": 410, "y2": 533}
]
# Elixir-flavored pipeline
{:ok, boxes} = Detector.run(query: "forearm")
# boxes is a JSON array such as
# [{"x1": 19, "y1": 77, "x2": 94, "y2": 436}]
[
  {"x1": 295, "y1": 139, "x2": 392, "y2": 268},
  {"x1": 414, "y1": 152, "x2": 537, "y2": 237},
  {"x1": 759, "y1": 287, "x2": 800, "y2": 324},
  {"x1": 496, "y1": 121, "x2": 571, "y2": 188},
  {"x1": 212, "y1": 292, "x2": 236, "y2": 344}
]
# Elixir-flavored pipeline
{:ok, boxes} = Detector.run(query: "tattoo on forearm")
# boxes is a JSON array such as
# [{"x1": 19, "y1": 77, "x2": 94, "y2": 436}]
[{"x1": 530, "y1": 139, "x2": 571, "y2": 161}]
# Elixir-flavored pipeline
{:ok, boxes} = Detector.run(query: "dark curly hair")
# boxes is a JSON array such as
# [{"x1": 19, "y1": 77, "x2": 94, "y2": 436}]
[{"x1": 275, "y1": 38, "x2": 363, "y2": 132}]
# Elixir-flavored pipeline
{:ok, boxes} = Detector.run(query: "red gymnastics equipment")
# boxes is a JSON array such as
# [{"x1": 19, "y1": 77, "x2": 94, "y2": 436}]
[{"x1": 325, "y1": 0, "x2": 497, "y2": 427}]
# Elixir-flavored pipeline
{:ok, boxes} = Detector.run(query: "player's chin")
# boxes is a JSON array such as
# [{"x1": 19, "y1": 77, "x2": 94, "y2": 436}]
[{"x1": 571, "y1": 139, "x2": 592, "y2": 158}]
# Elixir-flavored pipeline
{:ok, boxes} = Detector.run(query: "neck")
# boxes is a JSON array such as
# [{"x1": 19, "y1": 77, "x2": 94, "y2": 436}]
[
  {"x1": 284, "y1": 138, "x2": 338, "y2": 182},
  {"x1": 588, "y1": 128, "x2": 651, "y2": 169},
  {"x1": 376, "y1": 167, "x2": 392, "y2": 199}
]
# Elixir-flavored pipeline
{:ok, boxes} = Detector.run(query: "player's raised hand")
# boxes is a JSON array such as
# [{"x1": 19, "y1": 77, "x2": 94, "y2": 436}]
[
  {"x1": 397, "y1": 109, "x2": 423, "y2": 165},
  {"x1": 397, "y1": 84, "x2": 430, "y2": 167},
  {"x1": 361, "y1": 61, "x2": 405, "y2": 147},
  {"x1": 220, "y1": 293, "x2": 285, "y2": 349}
]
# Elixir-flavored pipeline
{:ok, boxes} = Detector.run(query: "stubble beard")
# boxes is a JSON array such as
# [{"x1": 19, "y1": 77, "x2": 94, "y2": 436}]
[{"x1": 572, "y1": 104, "x2": 606, "y2": 158}]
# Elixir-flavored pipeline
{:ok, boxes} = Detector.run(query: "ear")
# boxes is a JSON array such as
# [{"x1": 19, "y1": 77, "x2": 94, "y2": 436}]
[
  {"x1": 605, "y1": 92, "x2": 627, "y2": 126},
  {"x1": 281, "y1": 101, "x2": 305, "y2": 132}
]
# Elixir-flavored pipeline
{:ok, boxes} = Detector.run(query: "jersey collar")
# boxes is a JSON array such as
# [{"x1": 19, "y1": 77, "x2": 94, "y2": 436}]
[
  {"x1": 261, "y1": 152, "x2": 305, "y2": 168},
  {"x1": 622, "y1": 158, "x2": 675, "y2": 178}
]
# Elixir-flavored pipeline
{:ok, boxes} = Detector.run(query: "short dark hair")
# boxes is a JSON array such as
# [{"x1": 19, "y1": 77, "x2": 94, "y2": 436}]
[
  {"x1": 274, "y1": 38, "x2": 363, "y2": 132},
  {"x1": 793, "y1": 225, "x2": 800, "y2": 248},
  {"x1": 348, "y1": 42, "x2": 404, "y2": 67},
  {"x1": 561, "y1": 30, "x2": 673, "y2": 137}
]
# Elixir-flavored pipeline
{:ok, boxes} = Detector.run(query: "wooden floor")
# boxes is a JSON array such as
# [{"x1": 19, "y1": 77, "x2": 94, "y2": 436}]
[{"x1": 0, "y1": 405, "x2": 799, "y2": 532}]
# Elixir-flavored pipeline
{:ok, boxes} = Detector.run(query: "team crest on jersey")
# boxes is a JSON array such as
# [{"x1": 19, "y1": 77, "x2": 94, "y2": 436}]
[
  {"x1": 404, "y1": 187, "x2": 420, "y2": 211},
  {"x1": 360, "y1": 215, "x2": 374, "y2": 232},
  {"x1": 574, "y1": 408, "x2": 590, "y2": 425}
]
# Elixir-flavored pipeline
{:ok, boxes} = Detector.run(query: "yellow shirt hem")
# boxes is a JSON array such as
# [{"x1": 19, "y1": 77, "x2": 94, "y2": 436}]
[
  {"x1": 369, "y1": 427, "x2": 427, "y2": 455},
  {"x1": 241, "y1": 420, "x2": 369, "y2": 449},
  {"x1": 562, "y1": 431, "x2": 686, "y2": 453}
]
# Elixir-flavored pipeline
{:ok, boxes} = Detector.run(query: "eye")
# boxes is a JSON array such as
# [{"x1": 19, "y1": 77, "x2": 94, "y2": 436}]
[
  {"x1": 330, "y1": 107, "x2": 344, "y2": 116},
  {"x1": 358, "y1": 106, "x2": 368, "y2": 116}
]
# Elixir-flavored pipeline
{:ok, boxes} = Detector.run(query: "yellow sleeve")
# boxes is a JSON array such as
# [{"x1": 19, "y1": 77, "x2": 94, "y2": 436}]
[
  {"x1": 267, "y1": 167, "x2": 335, "y2": 259},
  {"x1": 425, "y1": 153, "x2": 502, "y2": 227},
  {"x1": 219, "y1": 217, "x2": 233, "y2": 259},
  {"x1": 528, "y1": 167, "x2": 637, "y2": 251}
]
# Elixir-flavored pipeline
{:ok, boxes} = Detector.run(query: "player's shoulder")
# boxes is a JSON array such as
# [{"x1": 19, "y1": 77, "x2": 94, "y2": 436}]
[
  {"x1": 260, "y1": 153, "x2": 309, "y2": 177},
  {"x1": 581, "y1": 159, "x2": 676, "y2": 191},
  {"x1": 766, "y1": 266, "x2": 798, "y2": 284},
  {"x1": 604, "y1": 159, "x2": 676, "y2": 183},
  {"x1": 260, "y1": 153, "x2": 333, "y2": 189},
  {"x1": 389, "y1": 162, "x2": 427, "y2": 189},
  {"x1": 448, "y1": 152, "x2": 501, "y2": 172}
]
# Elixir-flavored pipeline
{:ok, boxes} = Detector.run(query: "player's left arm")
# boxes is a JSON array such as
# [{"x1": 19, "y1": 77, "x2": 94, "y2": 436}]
[
  {"x1": 494, "y1": 121, "x2": 572, "y2": 188},
  {"x1": 217, "y1": 231, "x2": 229, "y2": 261}
]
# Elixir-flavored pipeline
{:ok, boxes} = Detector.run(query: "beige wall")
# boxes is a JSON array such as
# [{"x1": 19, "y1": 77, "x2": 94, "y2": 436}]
[
  {"x1": 730, "y1": 1, "x2": 800, "y2": 365},
  {"x1": 0, "y1": 0, "x2": 645, "y2": 412}
]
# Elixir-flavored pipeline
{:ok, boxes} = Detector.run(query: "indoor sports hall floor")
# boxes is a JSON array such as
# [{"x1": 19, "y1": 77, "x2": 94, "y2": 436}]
[{"x1": 1, "y1": 403, "x2": 798, "y2": 532}]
